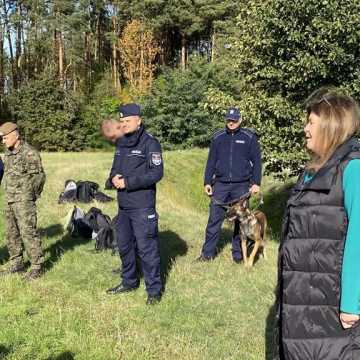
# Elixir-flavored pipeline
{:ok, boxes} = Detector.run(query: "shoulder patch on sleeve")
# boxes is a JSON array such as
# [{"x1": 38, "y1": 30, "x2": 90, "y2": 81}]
[{"x1": 151, "y1": 152, "x2": 162, "y2": 166}]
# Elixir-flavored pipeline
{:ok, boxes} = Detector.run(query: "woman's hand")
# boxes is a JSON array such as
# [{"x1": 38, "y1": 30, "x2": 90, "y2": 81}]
[{"x1": 340, "y1": 312, "x2": 360, "y2": 329}]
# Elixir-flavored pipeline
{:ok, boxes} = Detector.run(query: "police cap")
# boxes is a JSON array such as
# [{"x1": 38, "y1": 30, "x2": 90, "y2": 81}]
[
  {"x1": 225, "y1": 107, "x2": 241, "y2": 121},
  {"x1": 119, "y1": 103, "x2": 141, "y2": 118}
]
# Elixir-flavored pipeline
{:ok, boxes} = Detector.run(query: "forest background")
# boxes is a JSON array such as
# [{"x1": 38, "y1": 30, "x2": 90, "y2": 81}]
[{"x1": 1, "y1": 0, "x2": 360, "y2": 176}]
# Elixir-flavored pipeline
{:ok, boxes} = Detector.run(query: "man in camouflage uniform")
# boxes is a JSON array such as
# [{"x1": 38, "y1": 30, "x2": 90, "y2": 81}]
[{"x1": 0, "y1": 122, "x2": 46, "y2": 280}]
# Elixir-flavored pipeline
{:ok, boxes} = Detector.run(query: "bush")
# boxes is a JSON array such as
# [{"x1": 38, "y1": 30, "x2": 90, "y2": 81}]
[
  {"x1": 226, "y1": 0, "x2": 360, "y2": 175},
  {"x1": 140, "y1": 59, "x2": 236, "y2": 149},
  {"x1": 9, "y1": 71, "x2": 84, "y2": 151}
]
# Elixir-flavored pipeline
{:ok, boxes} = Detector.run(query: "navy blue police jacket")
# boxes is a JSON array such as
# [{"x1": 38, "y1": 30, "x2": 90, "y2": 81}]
[
  {"x1": 110, "y1": 124, "x2": 163, "y2": 209},
  {"x1": 204, "y1": 127, "x2": 262, "y2": 185}
]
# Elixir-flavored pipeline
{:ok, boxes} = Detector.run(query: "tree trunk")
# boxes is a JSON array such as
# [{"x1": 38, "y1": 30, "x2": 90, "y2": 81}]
[
  {"x1": 3, "y1": 0, "x2": 17, "y2": 89},
  {"x1": 159, "y1": 39, "x2": 165, "y2": 66},
  {"x1": 111, "y1": 16, "x2": 120, "y2": 91},
  {"x1": 33, "y1": 13, "x2": 38, "y2": 75},
  {"x1": 0, "y1": 25, "x2": 4, "y2": 102},
  {"x1": 21, "y1": 22, "x2": 29, "y2": 82},
  {"x1": 53, "y1": 29, "x2": 58, "y2": 69},
  {"x1": 73, "y1": 74, "x2": 77, "y2": 92},
  {"x1": 95, "y1": 14, "x2": 101, "y2": 62},
  {"x1": 84, "y1": 31, "x2": 92, "y2": 90},
  {"x1": 211, "y1": 30, "x2": 216, "y2": 62},
  {"x1": 58, "y1": 31, "x2": 64, "y2": 87},
  {"x1": 16, "y1": 3, "x2": 22, "y2": 85},
  {"x1": 181, "y1": 33, "x2": 187, "y2": 71}
]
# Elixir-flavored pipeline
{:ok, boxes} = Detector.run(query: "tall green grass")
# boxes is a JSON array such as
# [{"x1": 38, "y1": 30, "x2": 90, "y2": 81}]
[{"x1": 0, "y1": 150, "x2": 289, "y2": 360}]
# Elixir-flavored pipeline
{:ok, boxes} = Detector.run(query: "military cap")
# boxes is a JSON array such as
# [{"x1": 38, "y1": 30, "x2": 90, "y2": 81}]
[
  {"x1": 119, "y1": 103, "x2": 141, "y2": 118},
  {"x1": 225, "y1": 107, "x2": 241, "y2": 121},
  {"x1": 0, "y1": 122, "x2": 18, "y2": 136}
]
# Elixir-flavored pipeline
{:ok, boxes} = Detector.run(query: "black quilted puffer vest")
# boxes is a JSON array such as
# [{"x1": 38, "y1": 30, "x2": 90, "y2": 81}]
[{"x1": 278, "y1": 137, "x2": 360, "y2": 360}]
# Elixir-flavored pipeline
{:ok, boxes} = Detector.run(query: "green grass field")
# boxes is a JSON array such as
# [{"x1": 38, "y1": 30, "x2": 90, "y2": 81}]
[{"x1": 0, "y1": 149, "x2": 291, "y2": 360}]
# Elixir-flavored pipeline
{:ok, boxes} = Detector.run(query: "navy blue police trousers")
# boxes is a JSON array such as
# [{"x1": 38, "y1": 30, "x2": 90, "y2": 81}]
[
  {"x1": 201, "y1": 182, "x2": 250, "y2": 260},
  {"x1": 116, "y1": 207, "x2": 162, "y2": 296}
]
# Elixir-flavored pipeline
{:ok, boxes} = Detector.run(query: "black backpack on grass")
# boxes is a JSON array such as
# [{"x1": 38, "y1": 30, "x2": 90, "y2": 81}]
[
  {"x1": 77, "y1": 181, "x2": 99, "y2": 203},
  {"x1": 65, "y1": 206, "x2": 93, "y2": 238},
  {"x1": 84, "y1": 207, "x2": 117, "y2": 251}
]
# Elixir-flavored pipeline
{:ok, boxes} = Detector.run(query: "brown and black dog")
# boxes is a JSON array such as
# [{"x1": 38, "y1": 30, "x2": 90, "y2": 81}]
[{"x1": 226, "y1": 196, "x2": 267, "y2": 268}]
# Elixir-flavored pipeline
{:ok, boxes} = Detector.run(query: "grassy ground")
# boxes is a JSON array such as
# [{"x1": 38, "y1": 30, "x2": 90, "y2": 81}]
[{"x1": 0, "y1": 149, "x2": 291, "y2": 360}]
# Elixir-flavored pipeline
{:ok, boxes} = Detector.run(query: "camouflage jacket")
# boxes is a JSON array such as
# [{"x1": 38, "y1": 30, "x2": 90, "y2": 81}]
[{"x1": 3, "y1": 141, "x2": 46, "y2": 203}]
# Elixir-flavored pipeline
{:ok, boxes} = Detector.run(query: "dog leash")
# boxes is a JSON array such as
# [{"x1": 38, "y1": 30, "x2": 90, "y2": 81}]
[
  {"x1": 210, "y1": 191, "x2": 264, "y2": 211},
  {"x1": 210, "y1": 191, "x2": 252, "y2": 209}
]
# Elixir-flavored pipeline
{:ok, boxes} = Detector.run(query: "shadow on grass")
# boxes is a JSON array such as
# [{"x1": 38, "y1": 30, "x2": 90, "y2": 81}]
[
  {"x1": 109, "y1": 231, "x2": 188, "y2": 293},
  {"x1": 0, "y1": 224, "x2": 65, "y2": 266},
  {"x1": 39, "y1": 224, "x2": 63, "y2": 239},
  {"x1": 44, "y1": 232, "x2": 92, "y2": 271},
  {"x1": 214, "y1": 227, "x2": 235, "y2": 258},
  {"x1": 45, "y1": 351, "x2": 75, "y2": 360},
  {"x1": 0, "y1": 344, "x2": 12, "y2": 357},
  {"x1": 0, "y1": 246, "x2": 9, "y2": 265},
  {"x1": 265, "y1": 303, "x2": 278, "y2": 360},
  {"x1": 262, "y1": 182, "x2": 294, "y2": 242},
  {"x1": 159, "y1": 230, "x2": 188, "y2": 291}
]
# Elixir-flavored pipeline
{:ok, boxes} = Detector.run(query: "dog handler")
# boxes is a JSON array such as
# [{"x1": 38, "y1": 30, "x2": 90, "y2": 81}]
[
  {"x1": 106, "y1": 103, "x2": 164, "y2": 305},
  {"x1": 276, "y1": 88, "x2": 360, "y2": 359},
  {"x1": 197, "y1": 107, "x2": 262, "y2": 262}
]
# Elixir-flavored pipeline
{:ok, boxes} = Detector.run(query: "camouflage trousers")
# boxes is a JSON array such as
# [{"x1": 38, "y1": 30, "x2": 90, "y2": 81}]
[{"x1": 4, "y1": 201, "x2": 44, "y2": 270}]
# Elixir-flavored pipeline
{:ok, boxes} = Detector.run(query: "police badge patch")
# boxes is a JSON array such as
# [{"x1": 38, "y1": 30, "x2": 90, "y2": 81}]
[{"x1": 151, "y1": 152, "x2": 162, "y2": 166}]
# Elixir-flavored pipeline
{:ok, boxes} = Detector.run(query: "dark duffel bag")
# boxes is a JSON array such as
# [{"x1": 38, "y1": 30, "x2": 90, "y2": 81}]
[{"x1": 76, "y1": 181, "x2": 99, "y2": 203}]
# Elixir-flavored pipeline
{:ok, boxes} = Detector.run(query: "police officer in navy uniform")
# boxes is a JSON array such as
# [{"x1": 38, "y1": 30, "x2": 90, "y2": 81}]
[
  {"x1": 197, "y1": 107, "x2": 262, "y2": 262},
  {"x1": 106, "y1": 103, "x2": 164, "y2": 305}
]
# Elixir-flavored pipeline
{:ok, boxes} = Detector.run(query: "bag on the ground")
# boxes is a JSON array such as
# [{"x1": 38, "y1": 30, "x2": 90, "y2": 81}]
[
  {"x1": 93, "y1": 191, "x2": 113, "y2": 202},
  {"x1": 84, "y1": 207, "x2": 117, "y2": 251},
  {"x1": 76, "y1": 181, "x2": 99, "y2": 203},
  {"x1": 64, "y1": 206, "x2": 93, "y2": 238},
  {"x1": 64, "y1": 206, "x2": 117, "y2": 251},
  {"x1": 58, "y1": 180, "x2": 78, "y2": 204},
  {"x1": 58, "y1": 180, "x2": 113, "y2": 204}
]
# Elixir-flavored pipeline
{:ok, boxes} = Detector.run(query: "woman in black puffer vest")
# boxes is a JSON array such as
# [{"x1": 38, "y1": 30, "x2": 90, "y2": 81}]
[{"x1": 276, "y1": 88, "x2": 360, "y2": 360}]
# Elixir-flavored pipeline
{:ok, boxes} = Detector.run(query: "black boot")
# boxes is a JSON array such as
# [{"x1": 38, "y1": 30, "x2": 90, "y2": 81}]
[
  {"x1": 106, "y1": 283, "x2": 138, "y2": 295},
  {"x1": 0, "y1": 263, "x2": 26, "y2": 276},
  {"x1": 146, "y1": 294, "x2": 162, "y2": 305},
  {"x1": 23, "y1": 267, "x2": 44, "y2": 281}
]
